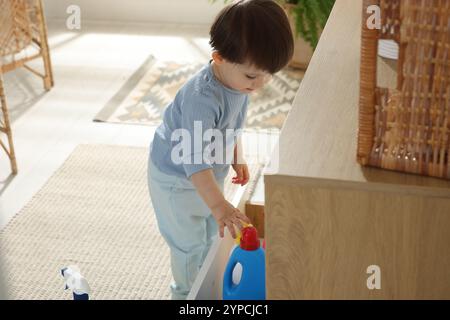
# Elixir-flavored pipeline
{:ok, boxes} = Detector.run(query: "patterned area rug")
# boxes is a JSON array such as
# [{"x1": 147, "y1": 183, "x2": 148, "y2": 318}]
[
  {"x1": 0, "y1": 145, "x2": 262, "y2": 300},
  {"x1": 94, "y1": 56, "x2": 304, "y2": 131}
]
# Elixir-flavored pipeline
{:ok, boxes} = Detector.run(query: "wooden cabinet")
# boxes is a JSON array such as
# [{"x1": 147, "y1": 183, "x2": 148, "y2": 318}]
[{"x1": 264, "y1": 0, "x2": 450, "y2": 299}]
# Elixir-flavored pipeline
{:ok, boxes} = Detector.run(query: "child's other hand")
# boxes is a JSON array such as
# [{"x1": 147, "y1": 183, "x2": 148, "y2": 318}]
[
  {"x1": 231, "y1": 163, "x2": 250, "y2": 186},
  {"x1": 211, "y1": 200, "x2": 251, "y2": 238}
]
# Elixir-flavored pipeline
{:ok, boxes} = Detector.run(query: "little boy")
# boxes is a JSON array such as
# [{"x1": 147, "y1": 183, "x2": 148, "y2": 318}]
[{"x1": 148, "y1": 0, "x2": 294, "y2": 299}]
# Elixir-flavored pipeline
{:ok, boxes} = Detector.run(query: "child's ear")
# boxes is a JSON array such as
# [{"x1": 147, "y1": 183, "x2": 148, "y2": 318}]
[{"x1": 212, "y1": 51, "x2": 225, "y2": 65}]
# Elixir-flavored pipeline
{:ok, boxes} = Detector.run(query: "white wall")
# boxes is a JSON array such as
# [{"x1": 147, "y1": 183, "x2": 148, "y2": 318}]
[{"x1": 43, "y1": 0, "x2": 227, "y2": 25}]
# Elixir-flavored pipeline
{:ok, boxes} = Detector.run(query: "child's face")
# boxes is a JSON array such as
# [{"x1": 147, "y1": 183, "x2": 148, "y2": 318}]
[{"x1": 216, "y1": 60, "x2": 272, "y2": 94}]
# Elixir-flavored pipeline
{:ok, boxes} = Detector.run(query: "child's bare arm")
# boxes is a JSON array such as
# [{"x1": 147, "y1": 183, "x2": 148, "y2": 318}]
[
  {"x1": 231, "y1": 137, "x2": 250, "y2": 186},
  {"x1": 191, "y1": 169, "x2": 250, "y2": 238}
]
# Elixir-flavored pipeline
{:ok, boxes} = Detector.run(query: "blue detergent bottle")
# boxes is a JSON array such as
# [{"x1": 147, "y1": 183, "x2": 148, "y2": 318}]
[{"x1": 223, "y1": 226, "x2": 265, "y2": 300}]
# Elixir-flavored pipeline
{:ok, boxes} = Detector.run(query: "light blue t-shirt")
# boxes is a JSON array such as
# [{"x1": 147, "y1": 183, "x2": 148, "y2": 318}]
[{"x1": 150, "y1": 61, "x2": 249, "y2": 181}]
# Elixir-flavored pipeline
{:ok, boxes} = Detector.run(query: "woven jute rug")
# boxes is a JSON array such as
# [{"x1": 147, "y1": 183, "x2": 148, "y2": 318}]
[
  {"x1": 94, "y1": 56, "x2": 304, "y2": 131},
  {"x1": 0, "y1": 144, "x2": 262, "y2": 300}
]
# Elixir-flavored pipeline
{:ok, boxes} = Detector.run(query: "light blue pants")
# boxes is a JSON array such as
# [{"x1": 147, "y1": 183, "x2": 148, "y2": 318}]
[{"x1": 147, "y1": 157, "x2": 224, "y2": 300}]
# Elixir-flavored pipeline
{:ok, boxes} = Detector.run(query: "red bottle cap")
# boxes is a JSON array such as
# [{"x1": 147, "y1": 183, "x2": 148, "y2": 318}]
[{"x1": 240, "y1": 226, "x2": 260, "y2": 251}]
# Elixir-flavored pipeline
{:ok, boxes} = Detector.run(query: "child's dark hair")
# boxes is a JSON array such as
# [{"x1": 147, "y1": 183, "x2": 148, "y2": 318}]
[{"x1": 209, "y1": 0, "x2": 294, "y2": 74}]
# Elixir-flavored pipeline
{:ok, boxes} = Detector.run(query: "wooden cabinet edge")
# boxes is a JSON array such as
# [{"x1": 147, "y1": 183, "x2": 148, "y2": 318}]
[{"x1": 264, "y1": 174, "x2": 450, "y2": 199}]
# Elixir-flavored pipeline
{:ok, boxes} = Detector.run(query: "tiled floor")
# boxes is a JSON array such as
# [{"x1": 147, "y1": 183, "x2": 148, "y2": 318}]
[{"x1": 0, "y1": 20, "x2": 274, "y2": 230}]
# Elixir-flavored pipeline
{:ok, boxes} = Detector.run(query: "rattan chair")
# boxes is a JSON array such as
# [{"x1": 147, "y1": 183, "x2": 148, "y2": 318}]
[
  {"x1": 358, "y1": 0, "x2": 450, "y2": 179},
  {"x1": 0, "y1": 0, "x2": 53, "y2": 175}
]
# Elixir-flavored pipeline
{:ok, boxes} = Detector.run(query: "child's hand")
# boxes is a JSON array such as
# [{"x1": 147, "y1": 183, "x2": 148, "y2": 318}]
[
  {"x1": 211, "y1": 200, "x2": 251, "y2": 238},
  {"x1": 231, "y1": 163, "x2": 250, "y2": 186}
]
